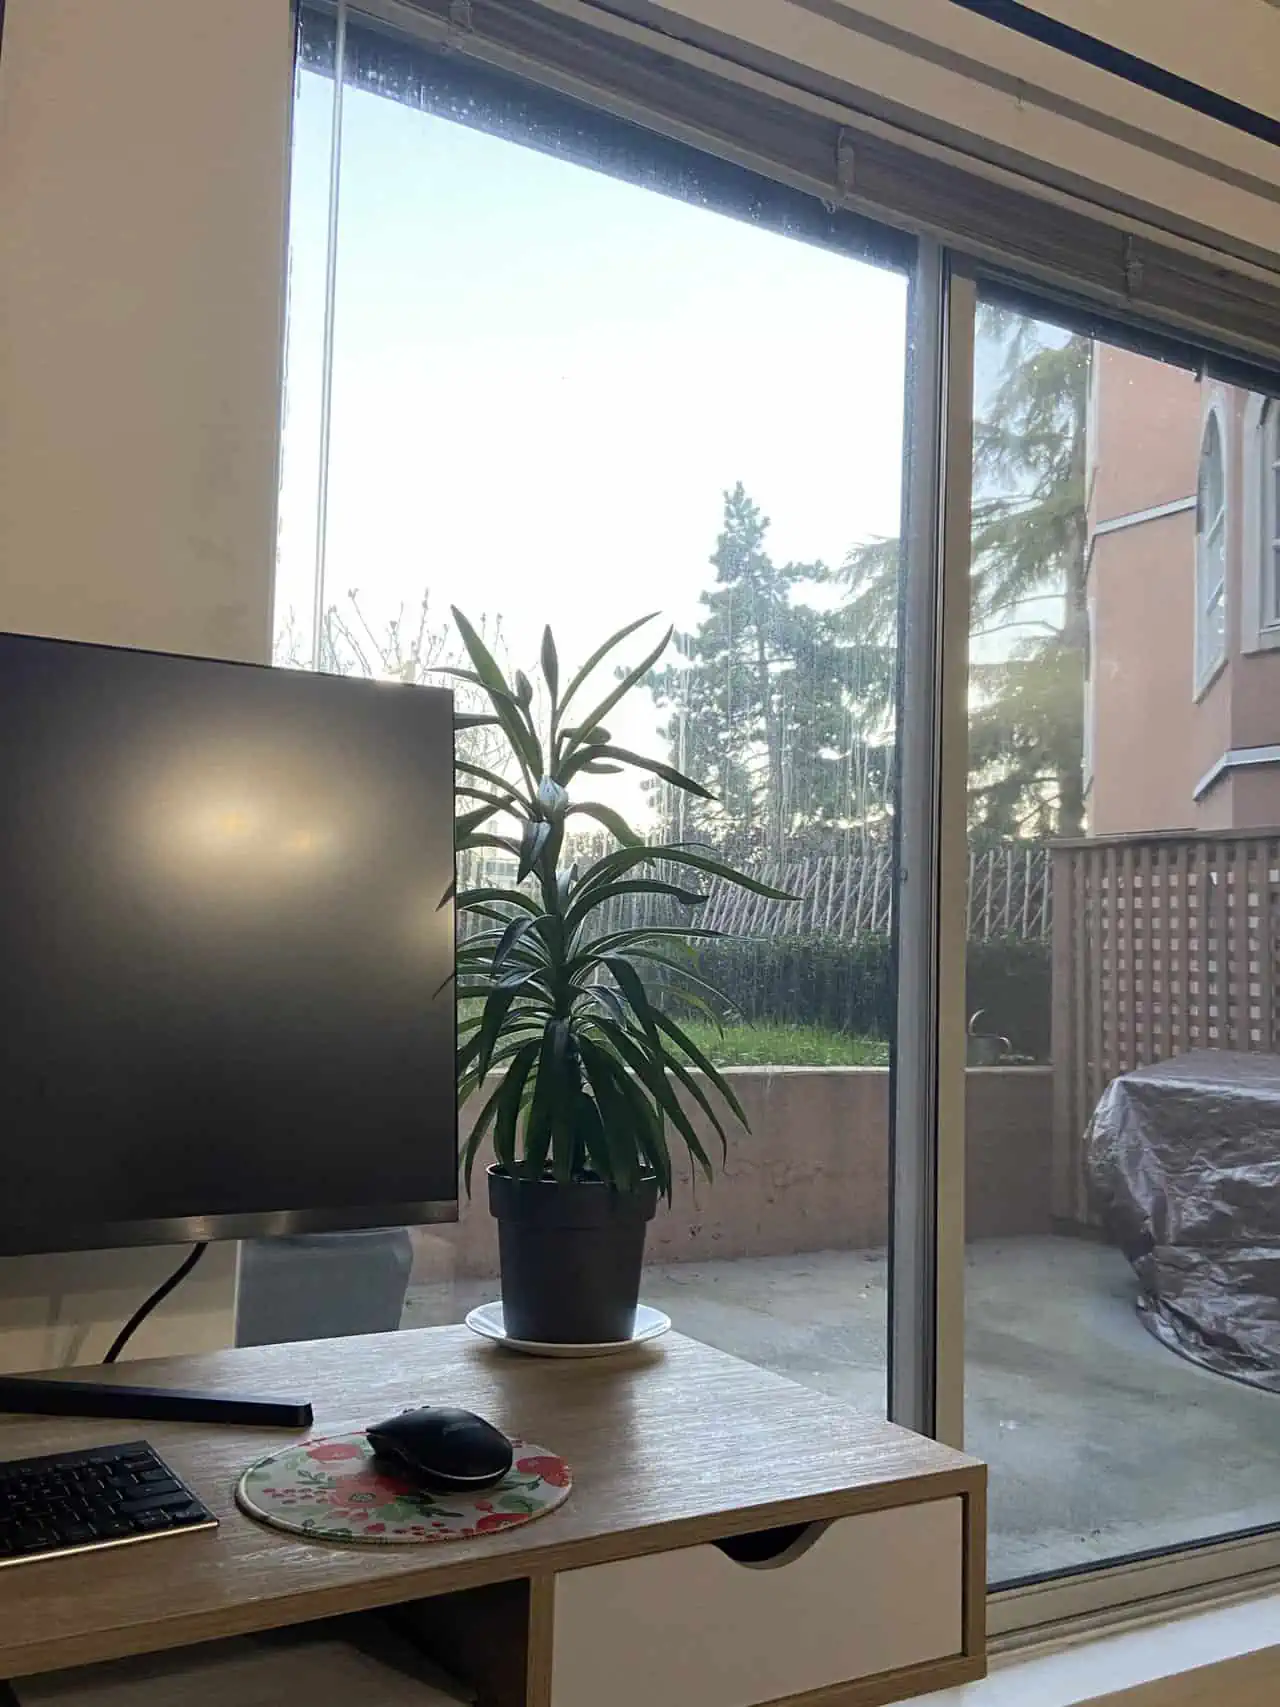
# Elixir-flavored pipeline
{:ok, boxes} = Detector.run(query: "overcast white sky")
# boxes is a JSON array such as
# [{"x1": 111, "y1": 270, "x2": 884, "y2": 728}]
[{"x1": 276, "y1": 70, "x2": 910, "y2": 817}]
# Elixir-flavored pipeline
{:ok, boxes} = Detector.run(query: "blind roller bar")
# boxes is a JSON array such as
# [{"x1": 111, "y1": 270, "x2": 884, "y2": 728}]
[{"x1": 306, "y1": 0, "x2": 1280, "y2": 377}]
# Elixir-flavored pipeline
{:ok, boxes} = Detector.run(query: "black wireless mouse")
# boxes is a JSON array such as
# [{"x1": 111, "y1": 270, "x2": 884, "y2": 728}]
[{"x1": 366, "y1": 1406, "x2": 514, "y2": 1491}]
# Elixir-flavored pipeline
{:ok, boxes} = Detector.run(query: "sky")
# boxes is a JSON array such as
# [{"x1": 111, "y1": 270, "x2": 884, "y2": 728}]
[{"x1": 276, "y1": 68, "x2": 910, "y2": 819}]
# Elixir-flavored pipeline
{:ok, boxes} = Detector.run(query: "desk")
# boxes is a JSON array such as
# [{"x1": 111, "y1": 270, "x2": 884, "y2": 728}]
[{"x1": 0, "y1": 1328, "x2": 985, "y2": 1707}]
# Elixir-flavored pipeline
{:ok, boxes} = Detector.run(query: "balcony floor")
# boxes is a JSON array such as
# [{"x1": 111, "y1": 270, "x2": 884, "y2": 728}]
[{"x1": 402, "y1": 1234, "x2": 1280, "y2": 1583}]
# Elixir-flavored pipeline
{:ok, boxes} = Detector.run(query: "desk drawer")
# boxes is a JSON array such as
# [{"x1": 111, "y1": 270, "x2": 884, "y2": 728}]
[{"x1": 551, "y1": 1497, "x2": 964, "y2": 1707}]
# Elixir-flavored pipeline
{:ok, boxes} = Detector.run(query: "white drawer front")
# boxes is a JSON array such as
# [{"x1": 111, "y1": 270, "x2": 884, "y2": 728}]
[{"x1": 551, "y1": 1497, "x2": 964, "y2": 1707}]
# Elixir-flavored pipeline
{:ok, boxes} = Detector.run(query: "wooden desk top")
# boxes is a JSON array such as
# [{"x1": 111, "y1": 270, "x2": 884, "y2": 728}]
[{"x1": 0, "y1": 1328, "x2": 981, "y2": 1680}]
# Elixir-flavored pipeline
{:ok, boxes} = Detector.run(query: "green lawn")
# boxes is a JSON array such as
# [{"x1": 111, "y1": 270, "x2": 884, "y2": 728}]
[{"x1": 679, "y1": 1021, "x2": 889, "y2": 1068}]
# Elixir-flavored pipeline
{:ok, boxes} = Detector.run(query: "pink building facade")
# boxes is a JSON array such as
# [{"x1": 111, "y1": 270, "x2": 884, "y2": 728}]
[{"x1": 1086, "y1": 345, "x2": 1280, "y2": 835}]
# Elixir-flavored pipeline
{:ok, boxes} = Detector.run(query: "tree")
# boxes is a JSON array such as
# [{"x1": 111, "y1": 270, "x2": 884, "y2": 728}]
[
  {"x1": 646, "y1": 484, "x2": 870, "y2": 859},
  {"x1": 274, "y1": 586, "x2": 508, "y2": 774},
  {"x1": 842, "y1": 307, "x2": 1090, "y2": 839}
]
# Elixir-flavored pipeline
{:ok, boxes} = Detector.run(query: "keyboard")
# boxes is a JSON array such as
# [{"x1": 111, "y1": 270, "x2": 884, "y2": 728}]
[{"x1": 0, "y1": 1440, "x2": 217, "y2": 1568}]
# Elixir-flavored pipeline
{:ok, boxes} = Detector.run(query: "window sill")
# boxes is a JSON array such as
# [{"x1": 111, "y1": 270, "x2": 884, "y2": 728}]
[
  {"x1": 916, "y1": 1589, "x2": 1280, "y2": 1705},
  {"x1": 1243, "y1": 623, "x2": 1280, "y2": 655}
]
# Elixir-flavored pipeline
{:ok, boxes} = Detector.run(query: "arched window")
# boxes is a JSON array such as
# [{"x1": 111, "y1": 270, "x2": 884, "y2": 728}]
[{"x1": 1195, "y1": 408, "x2": 1227, "y2": 689}]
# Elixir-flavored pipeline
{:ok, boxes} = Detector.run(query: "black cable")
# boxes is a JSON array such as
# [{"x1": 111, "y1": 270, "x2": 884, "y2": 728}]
[{"x1": 103, "y1": 1242, "x2": 209, "y2": 1364}]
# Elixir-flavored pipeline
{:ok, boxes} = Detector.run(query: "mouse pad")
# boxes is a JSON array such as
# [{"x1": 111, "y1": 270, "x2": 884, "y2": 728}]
[{"x1": 235, "y1": 1432, "x2": 572, "y2": 1545}]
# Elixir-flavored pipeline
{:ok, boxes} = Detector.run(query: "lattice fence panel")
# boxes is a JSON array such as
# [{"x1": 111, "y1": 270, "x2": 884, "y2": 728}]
[{"x1": 1051, "y1": 833, "x2": 1280, "y2": 1224}]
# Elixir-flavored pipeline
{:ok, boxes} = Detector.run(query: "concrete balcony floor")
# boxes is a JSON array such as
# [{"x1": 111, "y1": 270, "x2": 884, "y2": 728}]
[{"x1": 402, "y1": 1234, "x2": 1280, "y2": 1583}]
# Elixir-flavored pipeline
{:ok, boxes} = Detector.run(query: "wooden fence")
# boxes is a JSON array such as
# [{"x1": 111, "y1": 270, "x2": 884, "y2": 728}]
[
  {"x1": 1050, "y1": 830, "x2": 1280, "y2": 1224},
  {"x1": 459, "y1": 841, "x2": 1051, "y2": 944}
]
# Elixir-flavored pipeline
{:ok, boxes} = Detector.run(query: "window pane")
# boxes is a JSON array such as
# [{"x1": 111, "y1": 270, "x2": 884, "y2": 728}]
[
  {"x1": 965, "y1": 304, "x2": 1280, "y2": 1584},
  {"x1": 276, "y1": 16, "x2": 911, "y2": 1407}
]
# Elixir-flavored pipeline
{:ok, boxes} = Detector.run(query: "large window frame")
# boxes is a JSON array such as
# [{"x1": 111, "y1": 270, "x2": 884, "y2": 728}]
[{"x1": 290, "y1": 0, "x2": 1280, "y2": 1640}]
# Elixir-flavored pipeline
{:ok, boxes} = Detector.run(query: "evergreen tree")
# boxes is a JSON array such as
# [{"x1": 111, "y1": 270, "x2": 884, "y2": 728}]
[
  {"x1": 842, "y1": 307, "x2": 1090, "y2": 838},
  {"x1": 648, "y1": 483, "x2": 895, "y2": 857}
]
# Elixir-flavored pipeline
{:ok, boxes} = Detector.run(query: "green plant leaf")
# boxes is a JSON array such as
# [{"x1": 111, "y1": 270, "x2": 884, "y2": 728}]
[
  {"x1": 536, "y1": 776, "x2": 569, "y2": 820},
  {"x1": 564, "y1": 803, "x2": 643, "y2": 847},
  {"x1": 454, "y1": 712, "x2": 502, "y2": 731},
  {"x1": 449, "y1": 610, "x2": 543, "y2": 780},
  {"x1": 560, "y1": 744, "x2": 713, "y2": 801},
  {"x1": 651, "y1": 1009, "x2": 749, "y2": 1130},
  {"x1": 656, "y1": 1046, "x2": 733, "y2": 1164},
  {"x1": 456, "y1": 761, "x2": 528, "y2": 808},
  {"x1": 556, "y1": 614, "x2": 658, "y2": 723},
  {"x1": 564, "y1": 880, "x2": 706, "y2": 934},
  {"x1": 521, "y1": 1022, "x2": 566, "y2": 1182},
  {"x1": 492, "y1": 913, "x2": 541, "y2": 973},
  {"x1": 560, "y1": 628, "x2": 673, "y2": 762},
  {"x1": 517, "y1": 819, "x2": 552, "y2": 884},
  {"x1": 592, "y1": 1015, "x2": 713, "y2": 1184},
  {"x1": 540, "y1": 626, "x2": 559, "y2": 712},
  {"x1": 459, "y1": 1073, "x2": 509, "y2": 1193},
  {"x1": 457, "y1": 887, "x2": 541, "y2": 917},
  {"x1": 514, "y1": 669, "x2": 534, "y2": 708},
  {"x1": 577, "y1": 1038, "x2": 651, "y2": 1195},
  {"x1": 475, "y1": 976, "x2": 545, "y2": 1080},
  {"x1": 457, "y1": 832, "x2": 521, "y2": 860},
  {"x1": 578, "y1": 981, "x2": 628, "y2": 1028},
  {"x1": 488, "y1": 1038, "x2": 539, "y2": 1183},
  {"x1": 456, "y1": 803, "x2": 503, "y2": 839}
]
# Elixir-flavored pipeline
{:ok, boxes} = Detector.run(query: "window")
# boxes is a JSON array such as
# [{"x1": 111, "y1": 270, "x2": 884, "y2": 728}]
[
  {"x1": 963, "y1": 308, "x2": 1280, "y2": 1590},
  {"x1": 1262, "y1": 401, "x2": 1280, "y2": 632},
  {"x1": 279, "y1": 0, "x2": 1280, "y2": 1639},
  {"x1": 1195, "y1": 407, "x2": 1228, "y2": 688},
  {"x1": 279, "y1": 4, "x2": 911, "y2": 1422}
]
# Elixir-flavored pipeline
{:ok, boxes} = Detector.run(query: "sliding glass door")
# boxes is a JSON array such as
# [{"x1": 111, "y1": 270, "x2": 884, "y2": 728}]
[{"x1": 277, "y1": 5, "x2": 927, "y2": 1418}]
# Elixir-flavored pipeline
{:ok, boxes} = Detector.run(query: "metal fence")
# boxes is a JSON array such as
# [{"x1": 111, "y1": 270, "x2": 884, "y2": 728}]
[{"x1": 459, "y1": 841, "x2": 1052, "y2": 944}]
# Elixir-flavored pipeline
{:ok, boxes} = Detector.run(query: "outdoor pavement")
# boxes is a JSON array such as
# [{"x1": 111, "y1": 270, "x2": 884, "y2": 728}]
[{"x1": 401, "y1": 1234, "x2": 1280, "y2": 1583}]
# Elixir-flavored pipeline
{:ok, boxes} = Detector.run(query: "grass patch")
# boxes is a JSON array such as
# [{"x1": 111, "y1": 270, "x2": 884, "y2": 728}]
[{"x1": 678, "y1": 1021, "x2": 889, "y2": 1068}]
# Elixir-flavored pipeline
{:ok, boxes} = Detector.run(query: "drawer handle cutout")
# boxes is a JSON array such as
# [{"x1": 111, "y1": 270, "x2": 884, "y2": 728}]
[{"x1": 713, "y1": 1520, "x2": 827, "y2": 1567}]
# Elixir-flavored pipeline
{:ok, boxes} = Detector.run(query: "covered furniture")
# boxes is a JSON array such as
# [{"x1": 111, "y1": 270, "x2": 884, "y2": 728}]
[{"x1": 1089, "y1": 1050, "x2": 1280, "y2": 1392}]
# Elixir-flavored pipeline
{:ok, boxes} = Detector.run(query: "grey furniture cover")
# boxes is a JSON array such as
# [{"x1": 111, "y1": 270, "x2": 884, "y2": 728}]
[{"x1": 1088, "y1": 1050, "x2": 1280, "y2": 1392}]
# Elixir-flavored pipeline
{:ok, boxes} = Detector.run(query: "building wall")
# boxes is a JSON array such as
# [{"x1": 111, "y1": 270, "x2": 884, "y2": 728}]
[
  {"x1": 1087, "y1": 353, "x2": 1280, "y2": 834},
  {"x1": 0, "y1": 0, "x2": 294, "y2": 1367}
]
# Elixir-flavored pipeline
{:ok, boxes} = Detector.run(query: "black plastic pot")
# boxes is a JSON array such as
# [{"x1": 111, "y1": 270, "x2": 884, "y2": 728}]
[{"x1": 488, "y1": 1167, "x2": 659, "y2": 1345}]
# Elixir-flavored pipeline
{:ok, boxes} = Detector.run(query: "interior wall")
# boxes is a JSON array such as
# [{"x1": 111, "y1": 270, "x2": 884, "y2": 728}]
[{"x1": 0, "y1": 0, "x2": 294, "y2": 1365}]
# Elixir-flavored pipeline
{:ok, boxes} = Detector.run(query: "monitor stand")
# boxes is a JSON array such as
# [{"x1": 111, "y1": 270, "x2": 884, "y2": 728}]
[{"x1": 0, "y1": 1375, "x2": 312, "y2": 1428}]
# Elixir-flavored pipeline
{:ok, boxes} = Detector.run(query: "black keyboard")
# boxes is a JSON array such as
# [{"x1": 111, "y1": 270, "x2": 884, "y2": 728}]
[{"x1": 0, "y1": 1440, "x2": 216, "y2": 1568}]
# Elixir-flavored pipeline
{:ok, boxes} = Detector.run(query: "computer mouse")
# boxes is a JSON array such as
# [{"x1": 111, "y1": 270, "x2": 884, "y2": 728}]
[{"x1": 366, "y1": 1406, "x2": 514, "y2": 1491}]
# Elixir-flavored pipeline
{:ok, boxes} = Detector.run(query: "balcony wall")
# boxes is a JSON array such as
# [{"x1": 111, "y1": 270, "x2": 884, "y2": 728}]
[{"x1": 413, "y1": 1066, "x2": 1052, "y2": 1281}]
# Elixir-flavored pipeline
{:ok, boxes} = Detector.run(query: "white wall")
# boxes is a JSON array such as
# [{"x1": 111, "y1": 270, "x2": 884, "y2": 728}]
[{"x1": 0, "y1": 0, "x2": 294, "y2": 1366}]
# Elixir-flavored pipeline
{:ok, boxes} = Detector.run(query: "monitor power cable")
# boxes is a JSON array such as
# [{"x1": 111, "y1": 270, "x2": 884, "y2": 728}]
[{"x1": 103, "y1": 1242, "x2": 209, "y2": 1364}]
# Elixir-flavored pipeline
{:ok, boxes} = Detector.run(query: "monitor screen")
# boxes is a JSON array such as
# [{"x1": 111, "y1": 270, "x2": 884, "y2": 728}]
[{"x1": 0, "y1": 632, "x2": 457, "y2": 1255}]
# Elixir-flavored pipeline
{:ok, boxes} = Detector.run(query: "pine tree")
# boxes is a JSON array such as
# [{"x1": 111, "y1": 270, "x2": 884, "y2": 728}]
[
  {"x1": 648, "y1": 483, "x2": 894, "y2": 858},
  {"x1": 842, "y1": 307, "x2": 1090, "y2": 838}
]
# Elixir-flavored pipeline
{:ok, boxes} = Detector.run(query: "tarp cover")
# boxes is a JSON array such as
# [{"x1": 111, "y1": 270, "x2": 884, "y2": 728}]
[{"x1": 1088, "y1": 1050, "x2": 1280, "y2": 1393}]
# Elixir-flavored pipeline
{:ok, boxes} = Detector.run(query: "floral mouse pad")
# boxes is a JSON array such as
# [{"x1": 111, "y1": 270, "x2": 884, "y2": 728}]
[{"x1": 236, "y1": 1432, "x2": 572, "y2": 1545}]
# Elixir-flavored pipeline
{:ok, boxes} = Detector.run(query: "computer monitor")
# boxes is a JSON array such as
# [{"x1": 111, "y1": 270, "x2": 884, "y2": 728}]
[{"x1": 0, "y1": 631, "x2": 457, "y2": 1258}]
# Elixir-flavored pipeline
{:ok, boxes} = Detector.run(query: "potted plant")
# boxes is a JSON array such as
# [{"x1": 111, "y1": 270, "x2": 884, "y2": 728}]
[{"x1": 452, "y1": 609, "x2": 790, "y2": 1345}]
